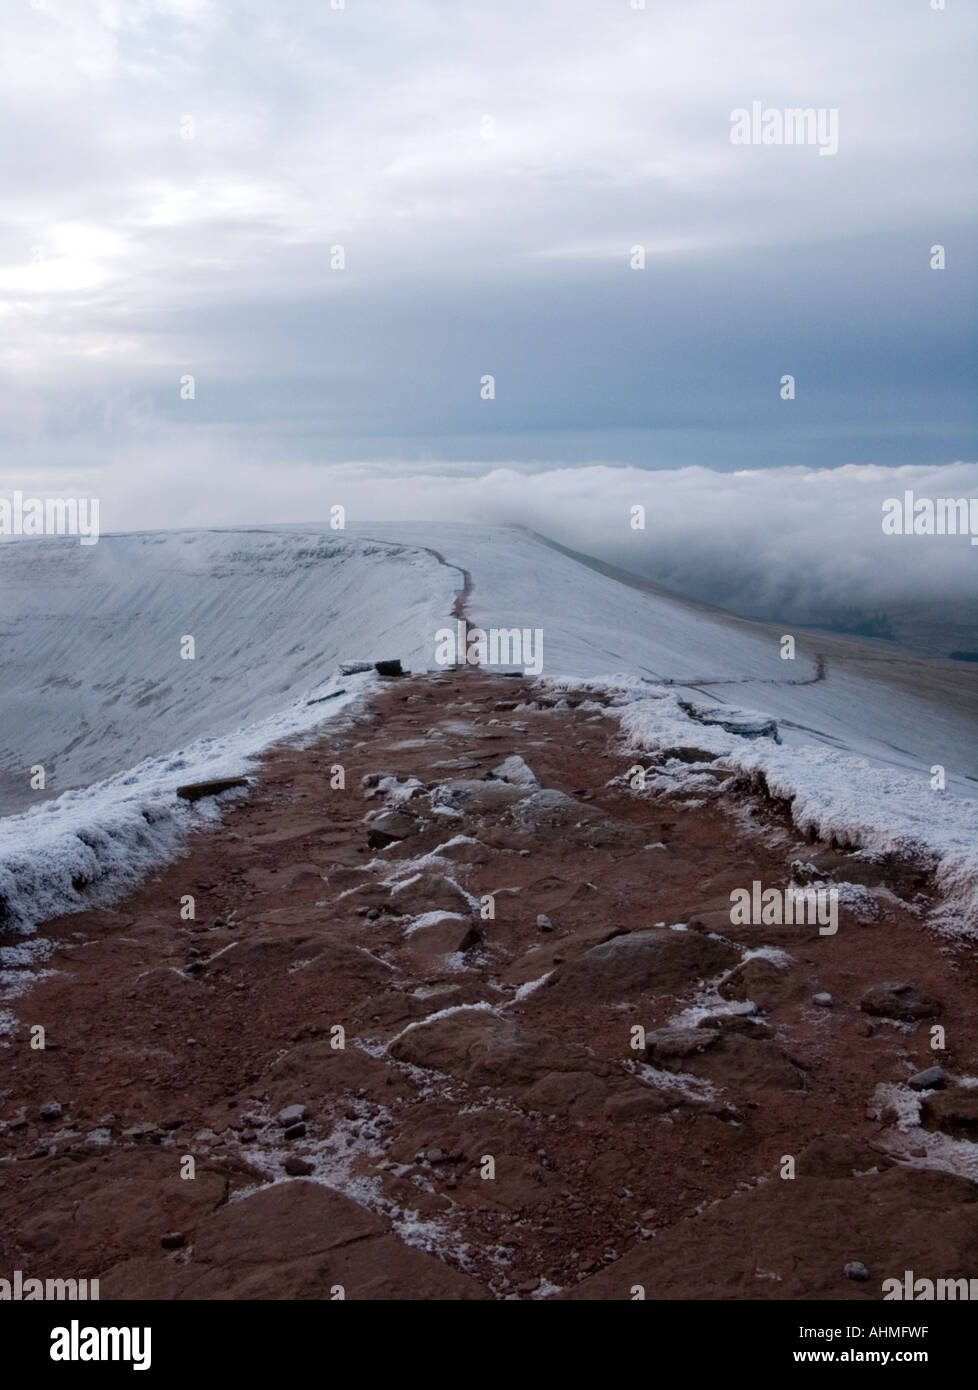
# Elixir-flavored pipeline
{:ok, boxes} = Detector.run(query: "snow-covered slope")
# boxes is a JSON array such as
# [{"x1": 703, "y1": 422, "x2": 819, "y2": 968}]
[
  {"x1": 362, "y1": 522, "x2": 978, "y2": 787},
  {"x1": 0, "y1": 529, "x2": 457, "y2": 815},
  {"x1": 0, "y1": 522, "x2": 975, "y2": 936}
]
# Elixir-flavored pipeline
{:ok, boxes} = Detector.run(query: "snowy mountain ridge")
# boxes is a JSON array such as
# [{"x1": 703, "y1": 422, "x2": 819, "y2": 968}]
[{"x1": 0, "y1": 523, "x2": 975, "y2": 937}]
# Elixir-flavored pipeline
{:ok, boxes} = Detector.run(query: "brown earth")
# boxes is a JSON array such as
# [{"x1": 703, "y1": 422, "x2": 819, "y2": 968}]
[{"x1": 1, "y1": 670, "x2": 977, "y2": 1301}]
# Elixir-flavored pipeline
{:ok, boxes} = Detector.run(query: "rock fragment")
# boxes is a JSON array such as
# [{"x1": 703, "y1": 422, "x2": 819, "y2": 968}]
[
  {"x1": 860, "y1": 983, "x2": 940, "y2": 1021},
  {"x1": 644, "y1": 1027, "x2": 721, "y2": 1064},
  {"x1": 176, "y1": 777, "x2": 248, "y2": 802},
  {"x1": 366, "y1": 811, "x2": 419, "y2": 849},
  {"x1": 908, "y1": 1066, "x2": 946, "y2": 1091},
  {"x1": 491, "y1": 755, "x2": 539, "y2": 787}
]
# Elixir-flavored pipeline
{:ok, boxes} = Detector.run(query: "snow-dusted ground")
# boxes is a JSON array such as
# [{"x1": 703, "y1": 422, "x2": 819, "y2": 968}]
[
  {"x1": 0, "y1": 522, "x2": 975, "y2": 934},
  {"x1": 0, "y1": 528, "x2": 456, "y2": 933},
  {"x1": 0, "y1": 529, "x2": 457, "y2": 815},
  {"x1": 362, "y1": 522, "x2": 977, "y2": 790}
]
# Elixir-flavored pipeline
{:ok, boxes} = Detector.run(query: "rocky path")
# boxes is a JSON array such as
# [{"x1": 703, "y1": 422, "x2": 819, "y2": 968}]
[{"x1": 2, "y1": 671, "x2": 977, "y2": 1301}]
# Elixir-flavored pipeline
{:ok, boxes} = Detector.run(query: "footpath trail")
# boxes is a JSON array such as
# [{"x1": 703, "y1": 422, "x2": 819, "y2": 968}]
[{"x1": 2, "y1": 671, "x2": 977, "y2": 1301}]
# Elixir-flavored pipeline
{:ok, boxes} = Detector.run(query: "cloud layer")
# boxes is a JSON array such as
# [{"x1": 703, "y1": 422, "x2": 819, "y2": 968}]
[
  {"x1": 1, "y1": 0, "x2": 975, "y2": 476},
  {"x1": 7, "y1": 447, "x2": 975, "y2": 648}
]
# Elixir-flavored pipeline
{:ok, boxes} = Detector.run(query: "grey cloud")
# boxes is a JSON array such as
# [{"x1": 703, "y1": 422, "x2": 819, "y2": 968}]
[{"x1": 0, "y1": 0, "x2": 973, "y2": 537}]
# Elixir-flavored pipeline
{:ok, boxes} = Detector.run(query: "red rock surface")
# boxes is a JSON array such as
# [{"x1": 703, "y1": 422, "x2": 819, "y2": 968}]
[{"x1": 2, "y1": 672, "x2": 977, "y2": 1300}]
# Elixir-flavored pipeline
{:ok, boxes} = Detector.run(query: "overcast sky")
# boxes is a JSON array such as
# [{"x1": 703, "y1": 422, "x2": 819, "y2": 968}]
[{"x1": 0, "y1": 0, "x2": 975, "y2": 539}]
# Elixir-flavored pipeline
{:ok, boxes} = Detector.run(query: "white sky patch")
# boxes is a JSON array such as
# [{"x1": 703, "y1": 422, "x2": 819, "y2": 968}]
[{"x1": 0, "y1": 0, "x2": 971, "y2": 487}]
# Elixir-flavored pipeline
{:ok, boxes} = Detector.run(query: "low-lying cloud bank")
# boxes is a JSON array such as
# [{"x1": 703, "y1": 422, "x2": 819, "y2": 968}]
[{"x1": 3, "y1": 455, "x2": 976, "y2": 648}]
